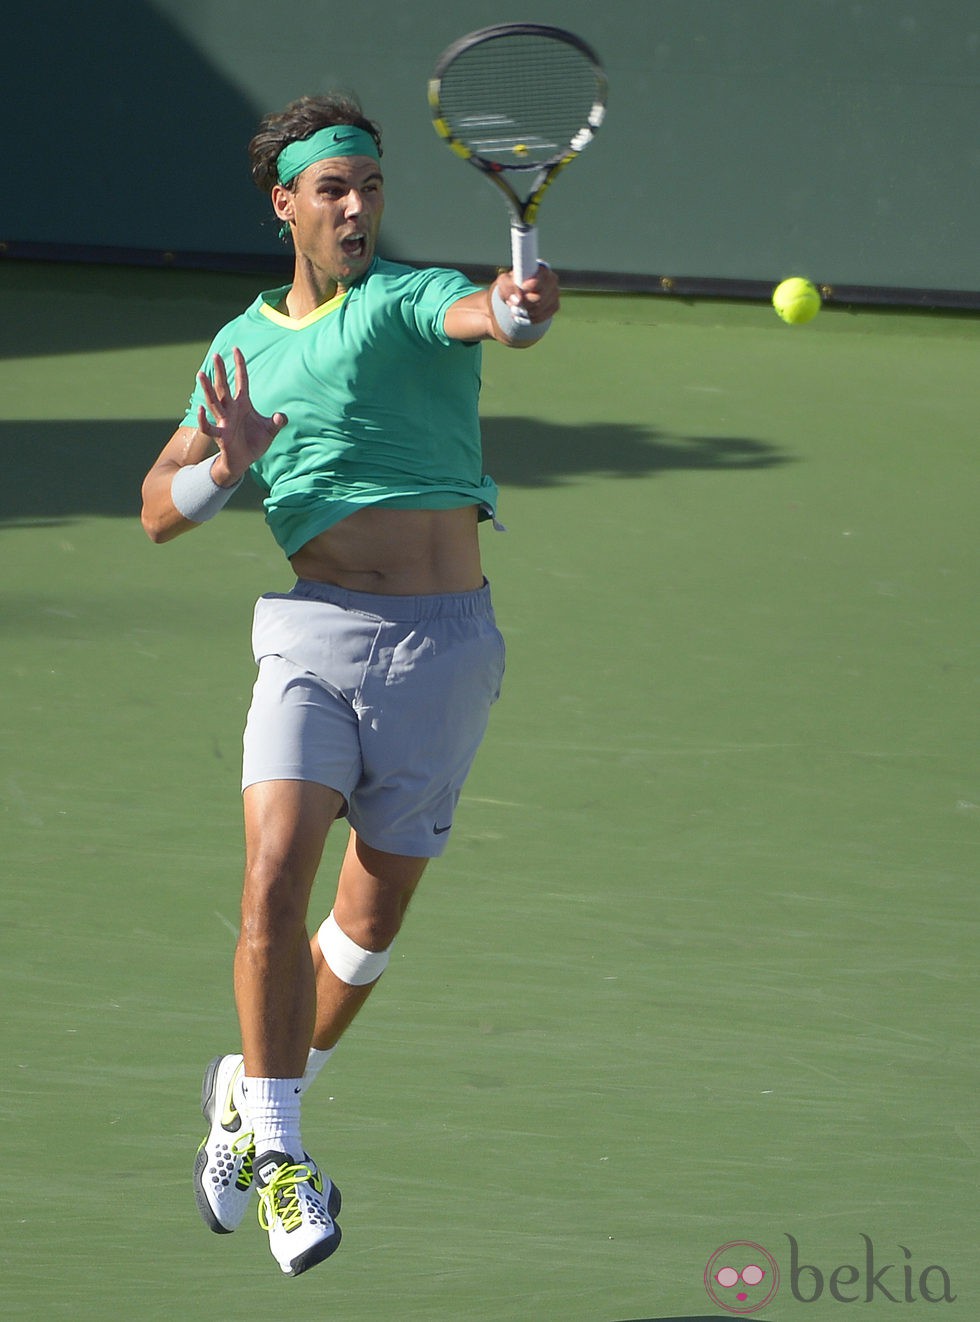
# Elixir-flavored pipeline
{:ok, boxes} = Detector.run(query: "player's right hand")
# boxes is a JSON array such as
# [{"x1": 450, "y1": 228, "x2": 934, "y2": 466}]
[{"x1": 196, "y1": 347, "x2": 287, "y2": 484}]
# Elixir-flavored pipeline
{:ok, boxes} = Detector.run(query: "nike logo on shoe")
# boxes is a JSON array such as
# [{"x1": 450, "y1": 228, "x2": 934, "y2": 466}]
[{"x1": 220, "y1": 1059, "x2": 245, "y2": 1129}]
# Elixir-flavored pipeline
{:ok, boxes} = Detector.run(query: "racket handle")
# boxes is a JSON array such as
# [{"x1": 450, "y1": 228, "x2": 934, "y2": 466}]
[{"x1": 511, "y1": 224, "x2": 539, "y2": 289}]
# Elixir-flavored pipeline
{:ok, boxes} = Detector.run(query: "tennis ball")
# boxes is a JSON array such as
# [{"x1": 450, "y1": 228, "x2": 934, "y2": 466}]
[{"x1": 772, "y1": 277, "x2": 821, "y2": 325}]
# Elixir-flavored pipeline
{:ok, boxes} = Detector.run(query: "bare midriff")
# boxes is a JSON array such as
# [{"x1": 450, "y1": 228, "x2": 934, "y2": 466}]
[{"x1": 288, "y1": 503, "x2": 484, "y2": 595}]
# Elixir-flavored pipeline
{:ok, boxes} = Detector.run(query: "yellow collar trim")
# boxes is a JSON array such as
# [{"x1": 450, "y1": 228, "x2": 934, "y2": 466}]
[{"x1": 259, "y1": 289, "x2": 347, "y2": 329}]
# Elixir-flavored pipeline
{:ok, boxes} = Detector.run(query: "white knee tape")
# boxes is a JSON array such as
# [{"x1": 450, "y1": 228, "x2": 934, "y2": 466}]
[{"x1": 317, "y1": 910, "x2": 392, "y2": 986}]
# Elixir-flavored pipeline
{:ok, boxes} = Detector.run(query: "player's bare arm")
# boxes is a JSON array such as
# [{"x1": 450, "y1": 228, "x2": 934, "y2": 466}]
[
  {"x1": 140, "y1": 426, "x2": 216, "y2": 543},
  {"x1": 443, "y1": 265, "x2": 560, "y2": 345}
]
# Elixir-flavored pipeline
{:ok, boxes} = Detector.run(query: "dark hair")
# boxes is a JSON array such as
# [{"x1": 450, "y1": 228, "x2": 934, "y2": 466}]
[{"x1": 249, "y1": 94, "x2": 383, "y2": 194}]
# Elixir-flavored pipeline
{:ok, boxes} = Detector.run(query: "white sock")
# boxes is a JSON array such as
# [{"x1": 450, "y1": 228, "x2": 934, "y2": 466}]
[
  {"x1": 242, "y1": 1076, "x2": 304, "y2": 1161},
  {"x1": 233, "y1": 1047, "x2": 334, "y2": 1115},
  {"x1": 301, "y1": 1046, "x2": 335, "y2": 1091}
]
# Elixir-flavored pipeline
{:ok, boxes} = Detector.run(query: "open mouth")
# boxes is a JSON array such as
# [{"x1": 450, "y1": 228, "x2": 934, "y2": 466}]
[{"x1": 341, "y1": 234, "x2": 367, "y2": 259}]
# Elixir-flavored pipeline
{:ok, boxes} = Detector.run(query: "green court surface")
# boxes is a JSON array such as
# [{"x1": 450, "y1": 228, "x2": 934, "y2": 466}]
[{"x1": 1, "y1": 263, "x2": 976, "y2": 1320}]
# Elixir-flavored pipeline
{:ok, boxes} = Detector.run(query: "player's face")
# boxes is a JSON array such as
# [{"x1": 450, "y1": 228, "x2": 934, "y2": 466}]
[{"x1": 281, "y1": 156, "x2": 385, "y2": 287}]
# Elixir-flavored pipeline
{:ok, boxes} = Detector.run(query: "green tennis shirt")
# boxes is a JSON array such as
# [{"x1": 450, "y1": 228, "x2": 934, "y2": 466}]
[{"x1": 181, "y1": 257, "x2": 499, "y2": 557}]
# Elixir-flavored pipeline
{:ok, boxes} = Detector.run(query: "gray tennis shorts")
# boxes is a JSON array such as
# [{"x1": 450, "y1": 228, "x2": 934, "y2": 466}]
[{"x1": 241, "y1": 578, "x2": 506, "y2": 857}]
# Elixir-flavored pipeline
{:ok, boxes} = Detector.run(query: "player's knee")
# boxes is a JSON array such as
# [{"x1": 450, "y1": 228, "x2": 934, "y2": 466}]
[
  {"x1": 240, "y1": 858, "x2": 312, "y2": 946},
  {"x1": 337, "y1": 904, "x2": 405, "y2": 951}
]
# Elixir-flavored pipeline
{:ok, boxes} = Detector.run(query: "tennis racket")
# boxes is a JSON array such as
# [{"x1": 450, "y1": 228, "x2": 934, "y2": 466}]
[{"x1": 428, "y1": 23, "x2": 607, "y2": 290}]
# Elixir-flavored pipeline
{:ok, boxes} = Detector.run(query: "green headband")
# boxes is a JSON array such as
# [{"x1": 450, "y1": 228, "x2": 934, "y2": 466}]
[{"x1": 277, "y1": 125, "x2": 380, "y2": 184}]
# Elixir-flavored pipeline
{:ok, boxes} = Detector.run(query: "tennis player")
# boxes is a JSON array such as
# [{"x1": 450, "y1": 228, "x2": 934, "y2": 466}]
[{"x1": 140, "y1": 93, "x2": 558, "y2": 1277}]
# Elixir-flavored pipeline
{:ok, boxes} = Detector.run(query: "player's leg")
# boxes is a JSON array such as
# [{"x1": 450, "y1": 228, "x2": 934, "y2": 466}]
[
  {"x1": 236, "y1": 778, "x2": 345, "y2": 1076},
  {"x1": 237, "y1": 777, "x2": 347, "y2": 1277},
  {"x1": 194, "y1": 596, "x2": 364, "y2": 1268},
  {"x1": 310, "y1": 831, "x2": 428, "y2": 1050},
  {"x1": 193, "y1": 777, "x2": 344, "y2": 1245}
]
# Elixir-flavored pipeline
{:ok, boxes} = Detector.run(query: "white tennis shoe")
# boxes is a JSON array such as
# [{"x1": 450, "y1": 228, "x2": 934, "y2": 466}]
[
  {"x1": 193, "y1": 1054, "x2": 255, "y2": 1233},
  {"x1": 255, "y1": 1150, "x2": 342, "y2": 1276}
]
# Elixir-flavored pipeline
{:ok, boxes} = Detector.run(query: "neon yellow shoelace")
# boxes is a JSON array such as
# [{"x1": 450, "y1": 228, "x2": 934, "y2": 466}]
[
  {"x1": 257, "y1": 1161, "x2": 317, "y2": 1232},
  {"x1": 231, "y1": 1132, "x2": 255, "y2": 1188}
]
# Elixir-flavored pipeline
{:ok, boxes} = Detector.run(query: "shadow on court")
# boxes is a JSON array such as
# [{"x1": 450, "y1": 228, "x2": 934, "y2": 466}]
[
  {"x1": 610, "y1": 1315, "x2": 740, "y2": 1321},
  {"x1": 0, "y1": 417, "x2": 790, "y2": 527},
  {"x1": 483, "y1": 416, "x2": 790, "y2": 486}
]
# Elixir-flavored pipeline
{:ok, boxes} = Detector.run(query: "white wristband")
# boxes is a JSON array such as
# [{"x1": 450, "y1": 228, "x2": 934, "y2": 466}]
[
  {"x1": 171, "y1": 455, "x2": 243, "y2": 522},
  {"x1": 491, "y1": 285, "x2": 552, "y2": 344}
]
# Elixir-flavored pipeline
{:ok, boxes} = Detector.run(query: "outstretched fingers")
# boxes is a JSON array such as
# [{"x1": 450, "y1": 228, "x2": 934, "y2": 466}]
[
  {"x1": 195, "y1": 347, "x2": 287, "y2": 462},
  {"x1": 199, "y1": 349, "x2": 247, "y2": 410},
  {"x1": 196, "y1": 362, "x2": 225, "y2": 429},
  {"x1": 231, "y1": 346, "x2": 250, "y2": 399},
  {"x1": 212, "y1": 349, "x2": 230, "y2": 398}
]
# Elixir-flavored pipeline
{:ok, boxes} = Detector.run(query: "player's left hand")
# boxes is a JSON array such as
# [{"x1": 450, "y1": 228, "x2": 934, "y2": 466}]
[{"x1": 496, "y1": 263, "x2": 561, "y2": 323}]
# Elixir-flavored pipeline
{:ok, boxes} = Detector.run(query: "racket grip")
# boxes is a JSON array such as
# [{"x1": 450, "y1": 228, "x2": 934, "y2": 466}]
[{"x1": 511, "y1": 225, "x2": 539, "y2": 289}]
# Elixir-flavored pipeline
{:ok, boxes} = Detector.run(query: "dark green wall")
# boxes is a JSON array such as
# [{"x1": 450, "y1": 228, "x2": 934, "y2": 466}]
[{"x1": 5, "y1": 0, "x2": 978, "y2": 296}]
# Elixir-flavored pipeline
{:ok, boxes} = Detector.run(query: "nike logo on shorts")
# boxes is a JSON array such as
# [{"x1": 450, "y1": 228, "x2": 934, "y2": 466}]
[{"x1": 433, "y1": 824, "x2": 452, "y2": 835}]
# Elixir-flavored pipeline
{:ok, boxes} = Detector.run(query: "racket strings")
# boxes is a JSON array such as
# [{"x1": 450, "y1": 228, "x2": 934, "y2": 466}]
[{"x1": 437, "y1": 37, "x2": 601, "y2": 166}]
